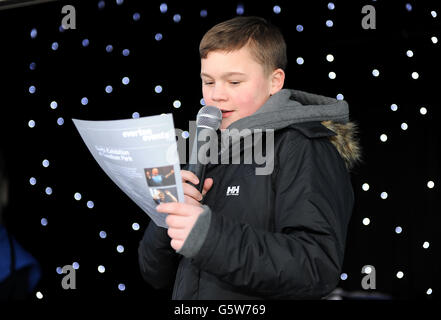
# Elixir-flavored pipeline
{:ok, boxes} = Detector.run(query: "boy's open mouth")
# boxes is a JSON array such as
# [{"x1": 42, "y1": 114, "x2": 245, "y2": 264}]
[{"x1": 221, "y1": 110, "x2": 234, "y2": 118}]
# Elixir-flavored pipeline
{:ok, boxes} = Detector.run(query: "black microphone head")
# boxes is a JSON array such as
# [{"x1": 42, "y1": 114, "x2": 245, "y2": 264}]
[{"x1": 196, "y1": 105, "x2": 222, "y2": 131}]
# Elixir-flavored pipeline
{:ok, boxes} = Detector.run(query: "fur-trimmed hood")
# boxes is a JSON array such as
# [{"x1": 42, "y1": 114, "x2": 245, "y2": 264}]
[
  {"x1": 226, "y1": 89, "x2": 362, "y2": 171},
  {"x1": 320, "y1": 120, "x2": 362, "y2": 170}
]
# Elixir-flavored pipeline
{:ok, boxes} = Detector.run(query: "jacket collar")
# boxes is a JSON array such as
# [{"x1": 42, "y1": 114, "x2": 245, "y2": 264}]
[{"x1": 287, "y1": 121, "x2": 337, "y2": 138}]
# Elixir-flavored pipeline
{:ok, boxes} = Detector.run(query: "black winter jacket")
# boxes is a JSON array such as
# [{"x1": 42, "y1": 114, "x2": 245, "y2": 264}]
[{"x1": 138, "y1": 89, "x2": 361, "y2": 299}]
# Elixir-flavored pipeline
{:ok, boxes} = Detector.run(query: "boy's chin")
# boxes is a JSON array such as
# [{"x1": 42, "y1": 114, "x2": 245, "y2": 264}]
[
  {"x1": 220, "y1": 121, "x2": 228, "y2": 130},
  {"x1": 220, "y1": 117, "x2": 235, "y2": 130},
  {"x1": 220, "y1": 124, "x2": 230, "y2": 130}
]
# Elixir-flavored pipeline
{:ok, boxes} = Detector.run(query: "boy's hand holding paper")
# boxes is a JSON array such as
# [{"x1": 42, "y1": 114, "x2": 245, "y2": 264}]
[{"x1": 159, "y1": 169, "x2": 214, "y2": 251}]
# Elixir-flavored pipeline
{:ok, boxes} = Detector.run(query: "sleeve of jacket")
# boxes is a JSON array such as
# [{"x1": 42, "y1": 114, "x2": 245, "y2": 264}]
[
  {"x1": 138, "y1": 163, "x2": 191, "y2": 289},
  {"x1": 189, "y1": 130, "x2": 354, "y2": 299},
  {"x1": 138, "y1": 219, "x2": 180, "y2": 290}
]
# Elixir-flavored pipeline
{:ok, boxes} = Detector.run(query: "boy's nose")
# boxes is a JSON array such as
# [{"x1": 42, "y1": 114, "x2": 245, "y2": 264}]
[{"x1": 210, "y1": 84, "x2": 227, "y2": 102}]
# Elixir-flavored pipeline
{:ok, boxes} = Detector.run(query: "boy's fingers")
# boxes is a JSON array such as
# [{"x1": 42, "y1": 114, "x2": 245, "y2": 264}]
[
  {"x1": 167, "y1": 227, "x2": 187, "y2": 239},
  {"x1": 170, "y1": 239, "x2": 184, "y2": 251},
  {"x1": 202, "y1": 178, "x2": 214, "y2": 196},
  {"x1": 157, "y1": 202, "x2": 193, "y2": 216},
  {"x1": 183, "y1": 182, "x2": 203, "y2": 201},
  {"x1": 181, "y1": 170, "x2": 199, "y2": 185},
  {"x1": 184, "y1": 194, "x2": 200, "y2": 206},
  {"x1": 165, "y1": 215, "x2": 187, "y2": 229}
]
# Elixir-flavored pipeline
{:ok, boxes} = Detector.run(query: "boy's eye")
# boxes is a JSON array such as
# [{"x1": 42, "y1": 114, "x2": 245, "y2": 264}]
[
  {"x1": 203, "y1": 81, "x2": 214, "y2": 85},
  {"x1": 230, "y1": 81, "x2": 240, "y2": 85}
]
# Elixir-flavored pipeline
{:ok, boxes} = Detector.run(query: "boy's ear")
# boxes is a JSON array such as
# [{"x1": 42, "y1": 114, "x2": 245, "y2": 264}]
[{"x1": 270, "y1": 68, "x2": 285, "y2": 95}]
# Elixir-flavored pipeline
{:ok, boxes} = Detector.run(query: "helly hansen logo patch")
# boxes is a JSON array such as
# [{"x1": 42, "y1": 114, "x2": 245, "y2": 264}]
[{"x1": 226, "y1": 186, "x2": 240, "y2": 196}]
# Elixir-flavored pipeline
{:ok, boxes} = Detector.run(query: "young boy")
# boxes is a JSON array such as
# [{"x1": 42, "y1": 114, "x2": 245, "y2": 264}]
[{"x1": 138, "y1": 16, "x2": 361, "y2": 299}]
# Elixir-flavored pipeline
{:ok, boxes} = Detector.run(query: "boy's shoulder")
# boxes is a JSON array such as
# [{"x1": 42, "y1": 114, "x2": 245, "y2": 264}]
[
  {"x1": 271, "y1": 121, "x2": 341, "y2": 174},
  {"x1": 272, "y1": 121, "x2": 339, "y2": 160},
  {"x1": 276, "y1": 121, "x2": 337, "y2": 140}
]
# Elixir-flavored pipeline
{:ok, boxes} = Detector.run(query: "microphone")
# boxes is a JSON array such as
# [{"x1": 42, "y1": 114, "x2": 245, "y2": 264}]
[{"x1": 187, "y1": 105, "x2": 222, "y2": 193}]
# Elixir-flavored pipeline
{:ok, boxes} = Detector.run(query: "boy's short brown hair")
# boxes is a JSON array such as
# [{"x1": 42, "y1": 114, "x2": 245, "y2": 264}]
[{"x1": 199, "y1": 16, "x2": 287, "y2": 75}]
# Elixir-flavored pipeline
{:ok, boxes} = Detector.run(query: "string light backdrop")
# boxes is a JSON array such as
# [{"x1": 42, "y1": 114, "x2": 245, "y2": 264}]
[{"x1": 0, "y1": 0, "x2": 439, "y2": 301}]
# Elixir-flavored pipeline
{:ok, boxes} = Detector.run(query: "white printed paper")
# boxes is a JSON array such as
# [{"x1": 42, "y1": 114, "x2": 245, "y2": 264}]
[{"x1": 72, "y1": 114, "x2": 183, "y2": 228}]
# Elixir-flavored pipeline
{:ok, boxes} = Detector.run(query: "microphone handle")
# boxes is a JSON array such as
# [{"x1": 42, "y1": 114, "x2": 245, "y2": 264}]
[{"x1": 187, "y1": 163, "x2": 206, "y2": 193}]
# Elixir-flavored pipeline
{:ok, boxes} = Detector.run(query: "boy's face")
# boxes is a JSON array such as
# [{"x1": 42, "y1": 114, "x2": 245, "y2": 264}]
[{"x1": 201, "y1": 46, "x2": 283, "y2": 130}]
